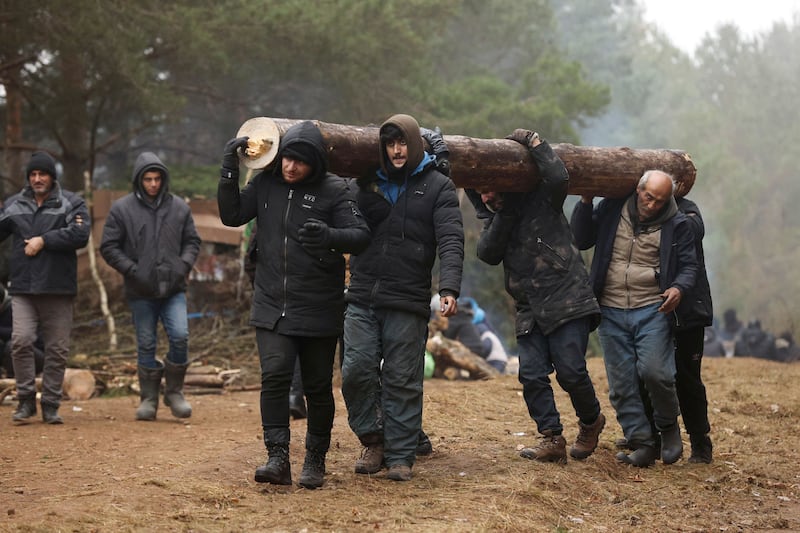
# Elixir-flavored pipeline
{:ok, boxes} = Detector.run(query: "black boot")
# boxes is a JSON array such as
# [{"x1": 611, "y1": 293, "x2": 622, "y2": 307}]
[
  {"x1": 688, "y1": 433, "x2": 713, "y2": 464},
  {"x1": 164, "y1": 360, "x2": 192, "y2": 418},
  {"x1": 289, "y1": 393, "x2": 307, "y2": 420},
  {"x1": 136, "y1": 363, "x2": 164, "y2": 421},
  {"x1": 298, "y1": 449, "x2": 326, "y2": 489},
  {"x1": 416, "y1": 430, "x2": 433, "y2": 456},
  {"x1": 660, "y1": 423, "x2": 684, "y2": 465},
  {"x1": 12, "y1": 397, "x2": 37, "y2": 424},
  {"x1": 616, "y1": 444, "x2": 657, "y2": 467},
  {"x1": 41, "y1": 401, "x2": 63, "y2": 425},
  {"x1": 255, "y1": 429, "x2": 292, "y2": 485}
]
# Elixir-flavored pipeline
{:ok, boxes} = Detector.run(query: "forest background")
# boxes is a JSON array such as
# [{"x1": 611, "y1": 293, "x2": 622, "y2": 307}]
[{"x1": 1, "y1": 0, "x2": 797, "y2": 350}]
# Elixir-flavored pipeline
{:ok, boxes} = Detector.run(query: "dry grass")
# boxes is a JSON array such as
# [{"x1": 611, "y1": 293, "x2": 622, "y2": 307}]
[{"x1": 2, "y1": 353, "x2": 800, "y2": 532}]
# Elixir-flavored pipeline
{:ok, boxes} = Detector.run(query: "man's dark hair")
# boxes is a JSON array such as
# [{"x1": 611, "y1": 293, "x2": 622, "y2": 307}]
[{"x1": 380, "y1": 124, "x2": 404, "y2": 144}]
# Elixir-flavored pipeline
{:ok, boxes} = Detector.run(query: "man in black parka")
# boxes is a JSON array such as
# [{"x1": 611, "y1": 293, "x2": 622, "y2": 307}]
[{"x1": 218, "y1": 121, "x2": 370, "y2": 489}]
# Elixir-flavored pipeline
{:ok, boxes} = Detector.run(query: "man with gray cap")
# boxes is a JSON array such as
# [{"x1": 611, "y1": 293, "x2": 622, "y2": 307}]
[
  {"x1": 0, "y1": 151, "x2": 90, "y2": 424},
  {"x1": 101, "y1": 152, "x2": 200, "y2": 421}
]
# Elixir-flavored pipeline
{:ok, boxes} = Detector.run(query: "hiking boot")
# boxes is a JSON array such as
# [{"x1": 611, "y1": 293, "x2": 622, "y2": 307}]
[
  {"x1": 570, "y1": 413, "x2": 605, "y2": 459},
  {"x1": 416, "y1": 430, "x2": 433, "y2": 456},
  {"x1": 386, "y1": 463, "x2": 412, "y2": 482},
  {"x1": 12, "y1": 397, "x2": 37, "y2": 424},
  {"x1": 616, "y1": 445, "x2": 657, "y2": 467},
  {"x1": 254, "y1": 443, "x2": 292, "y2": 485},
  {"x1": 298, "y1": 449, "x2": 326, "y2": 489},
  {"x1": 41, "y1": 402, "x2": 63, "y2": 425},
  {"x1": 354, "y1": 443, "x2": 385, "y2": 474},
  {"x1": 519, "y1": 430, "x2": 567, "y2": 464},
  {"x1": 660, "y1": 423, "x2": 683, "y2": 465},
  {"x1": 688, "y1": 433, "x2": 713, "y2": 464}
]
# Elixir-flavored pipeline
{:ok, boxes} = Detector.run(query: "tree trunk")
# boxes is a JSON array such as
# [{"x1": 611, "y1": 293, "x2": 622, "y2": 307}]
[{"x1": 260, "y1": 118, "x2": 696, "y2": 197}]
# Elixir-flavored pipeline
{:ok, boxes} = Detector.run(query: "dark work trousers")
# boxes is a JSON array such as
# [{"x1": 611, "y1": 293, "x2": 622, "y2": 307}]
[
  {"x1": 674, "y1": 326, "x2": 711, "y2": 436},
  {"x1": 517, "y1": 316, "x2": 601, "y2": 435},
  {"x1": 255, "y1": 328, "x2": 337, "y2": 449}
]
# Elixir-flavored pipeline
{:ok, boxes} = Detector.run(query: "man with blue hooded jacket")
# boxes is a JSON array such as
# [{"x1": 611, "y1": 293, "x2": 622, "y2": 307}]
[
  {"x1": 101, "y1": 152, "x2": 201, "y2": 422},
  {"x1": 342, "y1": 114, "x2": 464, "y2": 482}
]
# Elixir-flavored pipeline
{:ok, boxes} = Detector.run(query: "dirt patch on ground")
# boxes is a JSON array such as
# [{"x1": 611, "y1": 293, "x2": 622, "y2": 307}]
[{"x1": 2, "y1": 354, "x2": 800, "y2": 532}]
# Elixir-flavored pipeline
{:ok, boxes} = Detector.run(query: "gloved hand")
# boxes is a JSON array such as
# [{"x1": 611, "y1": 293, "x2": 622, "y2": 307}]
[
  {"x1": 298, "y1": 218, "x2": 330, "y2": 249},
  {"x1": 220, "y1": 136, "x2": 249, "y2": 180},
  {"x1": 421, "y1": 126, "x2": 450, "y2": 176},
  {"x1": 506, "y1": 129, "x2": 539, "y2": 147}
]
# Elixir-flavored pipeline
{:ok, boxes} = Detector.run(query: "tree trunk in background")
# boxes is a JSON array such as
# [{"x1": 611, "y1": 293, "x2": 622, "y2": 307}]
[
  {"x1": 2, "y1": 66, "x2": 23, "y2": 198},
  {"x1": 269, "y1": 118, "x2": 696, "y2": 197}
]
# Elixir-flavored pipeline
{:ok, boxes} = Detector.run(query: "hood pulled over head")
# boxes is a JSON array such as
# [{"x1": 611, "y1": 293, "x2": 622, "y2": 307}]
[
  {"x1": 132, "y1": 152, "x2": 169, "y2": 201},
  {"x1": 378, "y1": 114, "x2": 424, "y2": 179},
  {"x1": 274, "y1": 121, "x2": 328, "y2": 184}
]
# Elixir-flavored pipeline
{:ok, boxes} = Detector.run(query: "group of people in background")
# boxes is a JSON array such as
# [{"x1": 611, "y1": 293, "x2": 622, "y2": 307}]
[
  {"x1": 702, "y1": 307, "x2": 800, "y2": 362},
  {"x1": 4, "y1": 111, "x2": 728, "y2": 489}
]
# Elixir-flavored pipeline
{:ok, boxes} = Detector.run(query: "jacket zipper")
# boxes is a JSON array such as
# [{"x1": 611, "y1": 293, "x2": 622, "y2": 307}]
[
  {"x1": 281, "y1": 189, "x2": 293, "y2": 317},
  {"x1": 537, "y1": 237, "x2": 567, "y2": 263}
]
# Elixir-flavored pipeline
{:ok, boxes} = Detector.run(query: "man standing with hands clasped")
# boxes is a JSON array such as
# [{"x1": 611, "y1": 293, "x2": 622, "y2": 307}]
[
  {"x1": 1, "y1": 151, "x2": 90, "y2": 424},
  {"x1": 101, "y1": 152, "x2": 201, "y2": 422}
]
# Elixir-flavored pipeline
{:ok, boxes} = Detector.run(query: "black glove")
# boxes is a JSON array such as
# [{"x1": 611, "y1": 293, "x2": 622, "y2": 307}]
[
  {"x1": 421, "y1": 126, "x2": 451, "y2": 177},
  {"x1": 220, "y1": 136, "x2": 249, "y2": 180},
  {"x1": 298, "y1": 218, "x2": 330, "y2": 249},
  {"x1": 506, "y1": 129, "x2": 539, "y2": 147}
]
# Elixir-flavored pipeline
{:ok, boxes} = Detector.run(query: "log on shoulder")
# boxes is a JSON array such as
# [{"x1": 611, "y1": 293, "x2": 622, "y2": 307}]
[{"x1": 250, "y1": 117, "x2": 695, "y2": 198}]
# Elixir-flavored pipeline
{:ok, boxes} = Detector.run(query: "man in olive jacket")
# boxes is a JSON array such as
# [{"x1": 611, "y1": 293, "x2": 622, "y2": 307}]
[
  {"x1": 218, "y1": 121, "x2": 370, "y2": 490},
  {"x1": 101, "y1": 152, "x2": 200, "y2": 422},
  {"x1": 1, "y1": 151, "x2": 90, "y2": 425}
]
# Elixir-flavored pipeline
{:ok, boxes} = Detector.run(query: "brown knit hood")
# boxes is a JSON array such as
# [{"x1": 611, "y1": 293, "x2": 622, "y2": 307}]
[{"x1": 378, "y1": 114, "x2": 424, "y2": 178}]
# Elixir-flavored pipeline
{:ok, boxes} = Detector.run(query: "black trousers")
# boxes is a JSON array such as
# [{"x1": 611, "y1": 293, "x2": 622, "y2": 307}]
[
  {"x1": 256, "y1": 328, "x2": 337, "y2": 448},
  {"x1": 674, "y1": 326, "x2": 711, "y2": 436}
]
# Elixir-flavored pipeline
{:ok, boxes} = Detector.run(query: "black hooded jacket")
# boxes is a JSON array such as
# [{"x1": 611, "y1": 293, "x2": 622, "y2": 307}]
[
  {"x1": 100, "y1": 152, "x2": 201, "y2": 300},
  {"x1": 346, "y1": 114, "x2": 464, "y2": 318},
  {"x1": 218, "y1": 120, "x2": 370, "y2": 337}
]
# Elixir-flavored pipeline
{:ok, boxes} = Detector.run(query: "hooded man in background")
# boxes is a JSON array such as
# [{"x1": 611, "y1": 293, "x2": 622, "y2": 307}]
[
  {"x1": 0, "y1": 151, "x2": 90, "y2": 424},
  {"x1": 101, "y1": 152, "x2": 201, "y2": 422}
]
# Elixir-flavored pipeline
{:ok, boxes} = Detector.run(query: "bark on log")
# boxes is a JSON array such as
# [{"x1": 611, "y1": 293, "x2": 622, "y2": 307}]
[
  {"x1": 426, "y1": 334, "x2": 500, "y2": 380},
  {"x1": 256, "y1": 118, "x2": 696, "y2": 198}
]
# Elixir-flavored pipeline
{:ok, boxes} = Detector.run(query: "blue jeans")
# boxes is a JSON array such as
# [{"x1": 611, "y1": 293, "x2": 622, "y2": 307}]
[
  {"x1": 129, "y1": 292, "x2": 189, "y2": 368},
  {"x1": 342, "y1": 304, "x2": 428, "y2": 468},
  {"x1": 598, "y1": 303, "x2": 679, "y2": 447},
  {"x1": 517, "y1": 316, "x2": 601, "y2": 435}
]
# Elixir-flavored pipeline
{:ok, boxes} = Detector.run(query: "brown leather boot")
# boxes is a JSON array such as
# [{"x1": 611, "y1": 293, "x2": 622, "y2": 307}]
[
  {"x1": 570, "y1": 413, "x2": 606, "y2": 459},
  {"x1": 354, "y1": 432, "x2": 385, "y2": 474},
  {"x1": 519, "y1": 430, "x2": 567, "y2": 464}
]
